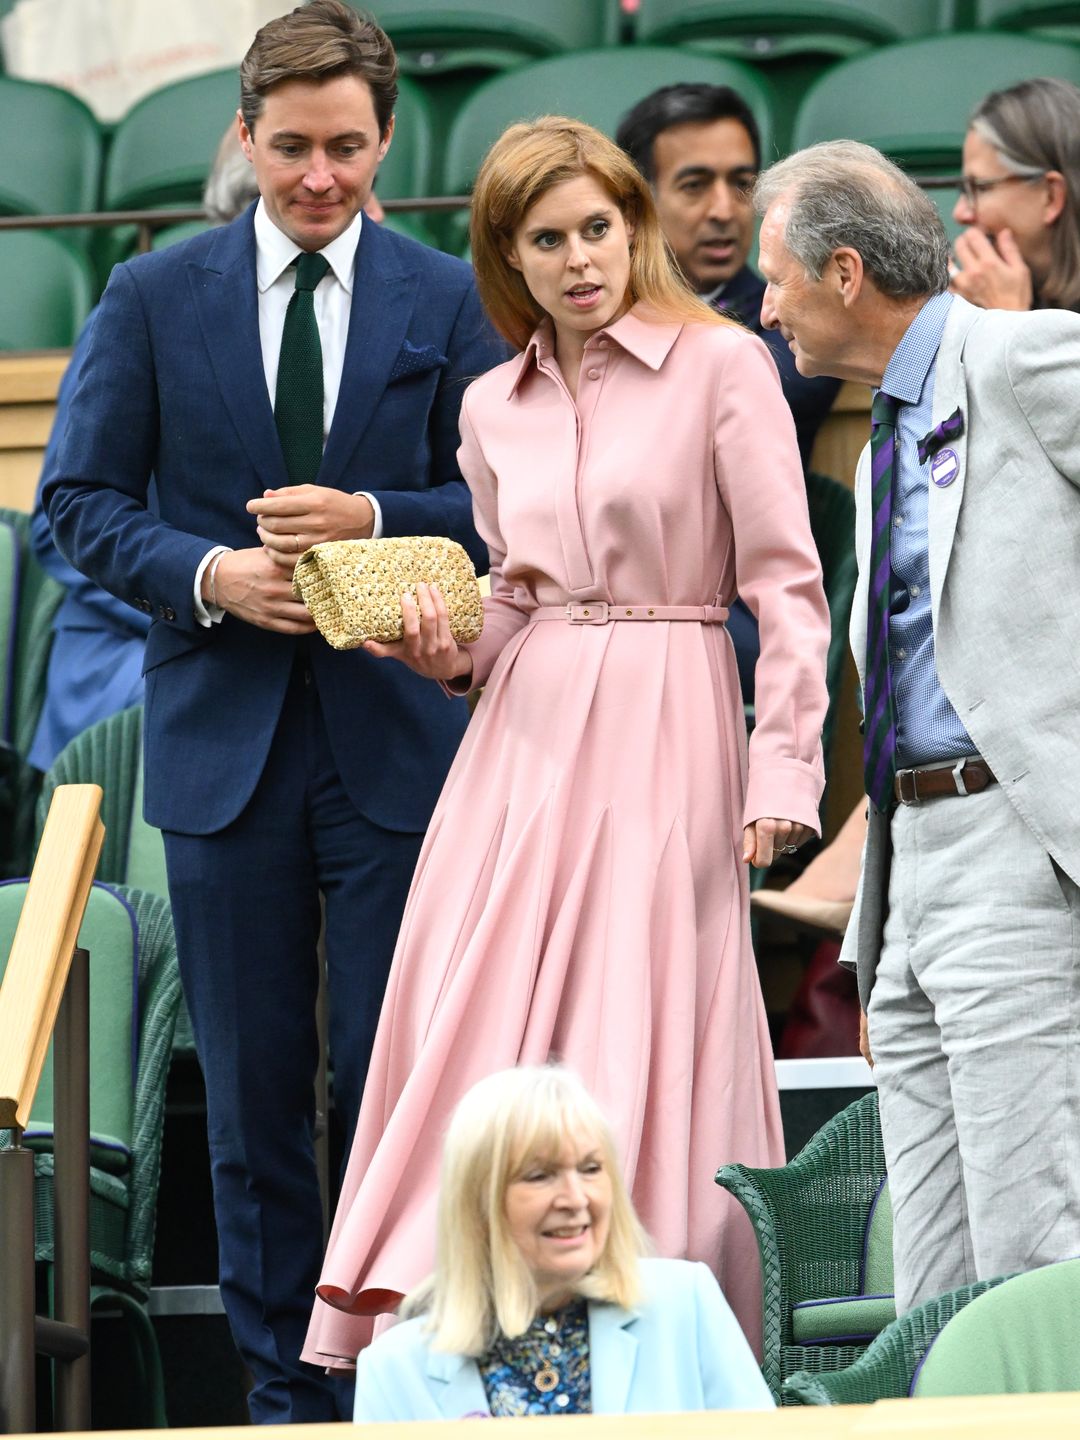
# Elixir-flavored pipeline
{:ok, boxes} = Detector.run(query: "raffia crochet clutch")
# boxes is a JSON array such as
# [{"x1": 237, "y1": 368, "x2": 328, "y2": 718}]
[{"x1": 292, "y1": 537, "x2": 485, "y2": 650}]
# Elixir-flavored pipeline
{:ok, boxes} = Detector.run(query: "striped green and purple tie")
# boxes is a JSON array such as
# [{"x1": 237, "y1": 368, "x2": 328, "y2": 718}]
[{"x1": 864, "y1": 390, "x2": 899, "y2": 813}]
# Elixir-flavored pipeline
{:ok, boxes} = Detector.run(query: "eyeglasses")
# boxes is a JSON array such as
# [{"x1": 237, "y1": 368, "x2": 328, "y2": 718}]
[{"x1": 956, "y1": 173, "x2": 1045, "y2": 207}]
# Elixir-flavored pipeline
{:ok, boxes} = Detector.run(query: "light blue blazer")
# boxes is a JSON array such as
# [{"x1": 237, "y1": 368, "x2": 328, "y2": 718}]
[{"x1": 352, "y1": 1258, "x2": 774, "y2": 1421}]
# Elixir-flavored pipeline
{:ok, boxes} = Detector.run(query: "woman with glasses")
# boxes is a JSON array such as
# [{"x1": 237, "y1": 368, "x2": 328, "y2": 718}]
[{"x1": 952, "y1": 77, "x2": 1080, "y2": 313}]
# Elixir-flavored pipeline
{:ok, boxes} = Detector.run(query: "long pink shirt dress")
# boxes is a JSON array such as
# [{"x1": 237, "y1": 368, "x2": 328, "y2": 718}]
[{"x1": 304, "y1": 306, "x2": 831, "y2": 1365}]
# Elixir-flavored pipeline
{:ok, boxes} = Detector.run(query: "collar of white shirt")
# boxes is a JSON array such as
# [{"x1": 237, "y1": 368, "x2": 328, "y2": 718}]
[{"x1": 253, "y1": 197, "x2": 361, "y2": 295}]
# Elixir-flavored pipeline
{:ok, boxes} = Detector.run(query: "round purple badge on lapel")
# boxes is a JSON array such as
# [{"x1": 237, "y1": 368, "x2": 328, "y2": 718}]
[{"x1": 930, "y1": 448, "x2": 959, "y2": 487}]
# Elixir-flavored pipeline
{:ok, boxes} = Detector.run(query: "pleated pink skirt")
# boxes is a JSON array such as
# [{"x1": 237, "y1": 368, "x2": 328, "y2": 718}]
[{"x1": 303, "y1": 616, "x2": 784, "y2": 1366}]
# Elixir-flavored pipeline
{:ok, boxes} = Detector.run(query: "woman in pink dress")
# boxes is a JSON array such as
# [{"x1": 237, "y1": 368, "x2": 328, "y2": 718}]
[{"x1": 305, "y1": 117, "x2": 830, "y2": 1367}]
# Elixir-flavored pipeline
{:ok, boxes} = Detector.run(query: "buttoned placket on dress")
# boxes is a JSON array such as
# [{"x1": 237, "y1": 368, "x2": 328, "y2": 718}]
[{"x1": 533, "y1": 334, "x2": 613, "y2": 596}]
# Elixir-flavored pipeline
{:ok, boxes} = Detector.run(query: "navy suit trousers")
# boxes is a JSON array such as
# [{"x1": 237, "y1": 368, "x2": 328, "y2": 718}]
[{"x1": 163, "y1": 658, "x2": 422, "y2": 1423}]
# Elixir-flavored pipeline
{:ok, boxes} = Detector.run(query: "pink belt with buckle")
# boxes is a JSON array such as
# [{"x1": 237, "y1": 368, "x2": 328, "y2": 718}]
[{"x1": 530, "y1": 602, "x2": 729, "y2": 626}]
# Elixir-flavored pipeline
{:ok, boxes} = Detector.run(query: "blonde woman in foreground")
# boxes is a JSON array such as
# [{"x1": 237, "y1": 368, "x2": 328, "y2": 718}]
[
  {"x1": 305, "y1": 117, "x2": 829, "y2": 1367},
  {"x1": 353, "y1": 1067, "x2": 773, "y2": 1419}
]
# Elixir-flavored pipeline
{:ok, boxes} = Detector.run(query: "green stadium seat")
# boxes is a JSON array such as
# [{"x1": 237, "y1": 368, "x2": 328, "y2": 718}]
[
  {"x1": 976, "y1": 0, "x2": 1080, "y2": 43},
  {"x1": 441, "y1": 46, "x2": 776, "y2": 252},
  {"x1": 635, "y1": 1, "x2": 954, "y2": 61},
  {"x1": 104, "y1": 68, "x2": 241, "y2": 211},
  {"x1": 151, "y1": 219, "x2": 213, "y2": 251},
  {"x1": 793, "y1": 31, "x2": 1080, "y2": 167},
  {"x1": 0, "y1": 75, "x2": 101, "y2": 217},
  {"x1": 355, "y1": 4, "x2": 624, "y2": 194},
  {"x1": 379, "y1": 74, "x2": 437, "y2": 204},
  {"x1": 792, "y1": 32, "x2": 1080, "y2": 239},
  {"x1": 912, "y1": 1259, "x2": 1080, "y2": 1397},
  {"x1": 360, "y1": 1, "x2": 620, "y2": 74},
  {"x1": 634, "y1": 3, "x2": 965, "y2": 152},
  {"x1": 0, "y1": 232, "x2": 95, "y2": 350}
]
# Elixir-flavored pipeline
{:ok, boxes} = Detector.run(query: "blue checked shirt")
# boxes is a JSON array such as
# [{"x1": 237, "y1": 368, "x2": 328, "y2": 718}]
[{"x1": 878, "y1": 291, "x2": 976, "y2": 767}]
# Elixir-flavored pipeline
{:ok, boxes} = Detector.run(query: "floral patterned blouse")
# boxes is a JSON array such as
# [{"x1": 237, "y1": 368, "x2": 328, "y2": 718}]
[{"x1": 478, "y1": 1298, "x2": 592, "y2": 1417}]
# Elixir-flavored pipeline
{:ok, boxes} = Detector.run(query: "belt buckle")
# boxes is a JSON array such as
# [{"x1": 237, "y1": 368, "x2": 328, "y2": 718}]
[
  {"x1": 894, "y1": 768, "x2": 919, "y2": 806},
  {"x1": 566, "y1": 602, "x2": 609, "y2": 625}
]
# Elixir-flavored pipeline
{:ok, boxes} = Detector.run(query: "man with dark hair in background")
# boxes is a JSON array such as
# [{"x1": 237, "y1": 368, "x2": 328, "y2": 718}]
[
  {"x1": 45, "y1": 0, "x2": 503, "y2": 1421},
  {"x1": 618, "y1": 84, "x2": 840, "y2": 703}
]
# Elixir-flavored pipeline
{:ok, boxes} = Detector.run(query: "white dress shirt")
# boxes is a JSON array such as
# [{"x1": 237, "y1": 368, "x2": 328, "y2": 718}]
[{"x1": 194, "y1": 198, "x2": 381, "y2": 624}]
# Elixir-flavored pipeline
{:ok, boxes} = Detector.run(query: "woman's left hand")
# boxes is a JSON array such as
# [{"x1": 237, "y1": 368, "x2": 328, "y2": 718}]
[
  {"x1": 742, "y1": 818, "x2": 815, "y2": 868},
  {"x1": 363, "y1": 582, "x2": 473, "y2": 683}
]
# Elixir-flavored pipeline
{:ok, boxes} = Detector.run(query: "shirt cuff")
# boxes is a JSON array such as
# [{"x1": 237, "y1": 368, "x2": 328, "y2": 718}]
[
  {"x1": 356, "y1": 492, "x2": 383, "y2": 539},
  {"x1": 193, "y1": 546, "x2": 231, "y2": 627}
]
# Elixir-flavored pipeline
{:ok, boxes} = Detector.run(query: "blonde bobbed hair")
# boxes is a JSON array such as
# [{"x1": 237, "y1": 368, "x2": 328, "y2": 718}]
[
  {"x1": 402, "y1": 1065, "x2": 648, "y2": 1357},
  {"x1": 469, "y1": 116, "x2": 731, "y2": 351}
]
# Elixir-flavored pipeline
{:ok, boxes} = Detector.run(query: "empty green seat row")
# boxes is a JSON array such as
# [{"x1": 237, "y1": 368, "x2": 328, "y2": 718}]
[{"x1": 6, "y1": 26, "x2": 1080, "y2": 349}]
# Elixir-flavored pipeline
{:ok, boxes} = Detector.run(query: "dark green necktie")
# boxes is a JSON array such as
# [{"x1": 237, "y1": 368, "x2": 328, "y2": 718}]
[{"x1": 274, "y1": 251, "x2": 331, "y2": 485}]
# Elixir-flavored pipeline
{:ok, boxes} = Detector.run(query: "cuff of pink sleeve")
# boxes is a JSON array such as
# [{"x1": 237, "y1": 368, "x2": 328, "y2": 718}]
[
  {"x1": 438, "y1": 668, "x2": 476, "y2": 700},
  {"x1": 743, "y1": 757, "x2": 825, "y2": 838}
]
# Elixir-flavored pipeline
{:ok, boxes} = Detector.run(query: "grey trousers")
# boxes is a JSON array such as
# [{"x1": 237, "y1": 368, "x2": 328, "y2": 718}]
[{"x1": 868, "y1": 782, "x2": 1080, "y2": 1314}]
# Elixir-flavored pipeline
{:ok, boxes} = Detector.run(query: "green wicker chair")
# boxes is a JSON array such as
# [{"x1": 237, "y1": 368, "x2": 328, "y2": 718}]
[
  {"x1": 0, "y1": 880, "x2": 182, "y2": 1426},
  {"x1": 784, "y1": 1272, "x2": 1011, "y2": 1403},
  {"x1": 35, "y1": 707, "x2": 166, "y2": 900},
  {"x1": 34, "y1": 706, "x2": 192, "y2": 1055},
  {"x1": 715, "y1": 1091, "x2": 893, "y2": 1402},
  {"x1": 0, "y1": 507, "x2": 64, "y2": 879}
]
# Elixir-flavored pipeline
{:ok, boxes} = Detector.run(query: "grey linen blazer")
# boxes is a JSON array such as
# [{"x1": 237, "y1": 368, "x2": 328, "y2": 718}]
[{"x1": 841, "y1": 295, "x2": 1080, "y2": 1005}]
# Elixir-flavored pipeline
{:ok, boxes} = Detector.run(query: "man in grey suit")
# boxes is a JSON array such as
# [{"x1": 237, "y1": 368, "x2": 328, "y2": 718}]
[{"x1": 753, "y1": 139, "x2": 1080, "y2": 1314}]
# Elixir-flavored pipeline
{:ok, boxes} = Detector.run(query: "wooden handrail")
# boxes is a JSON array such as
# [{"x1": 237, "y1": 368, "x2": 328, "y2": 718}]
[{"x1": 0, "y1": 783, "x2": 104, "y2": 1130}]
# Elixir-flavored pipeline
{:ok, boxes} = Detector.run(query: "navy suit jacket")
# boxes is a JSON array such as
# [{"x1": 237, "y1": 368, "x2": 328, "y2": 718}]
[
  {"x1": 45, "y1": 206, "x2": 504, "y2": 835},
  {"x1": 29, "y1": 311, "x2": 150, "y2": 772},
  {"x1": 714, "y1": 265, "x2": 841, "y2": 468}
]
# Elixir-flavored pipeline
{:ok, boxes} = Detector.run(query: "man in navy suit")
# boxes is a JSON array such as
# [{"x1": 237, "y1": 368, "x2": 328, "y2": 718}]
[{"x1": 45, "y1": 1, "x2": 503, "y2": 1422}]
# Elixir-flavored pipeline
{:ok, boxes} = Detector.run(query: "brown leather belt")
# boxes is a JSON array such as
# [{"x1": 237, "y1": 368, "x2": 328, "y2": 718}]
[{"x1": 893, "y1": 756, "x2": 997, "y2": 806}]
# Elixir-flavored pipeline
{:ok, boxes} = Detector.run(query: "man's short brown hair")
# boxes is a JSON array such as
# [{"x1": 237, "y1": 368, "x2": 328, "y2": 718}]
[{"x1": 240, "y1": 1, "x2": 398, "y2": 137}]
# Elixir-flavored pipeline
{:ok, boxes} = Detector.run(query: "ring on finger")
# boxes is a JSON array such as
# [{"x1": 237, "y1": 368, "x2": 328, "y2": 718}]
[
  {"x1": 780, "y1": 843, "x2": 799, "y2": 855},
  {"x1": 293, "y1": 533, "x2": 302, "y2": 553}
]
